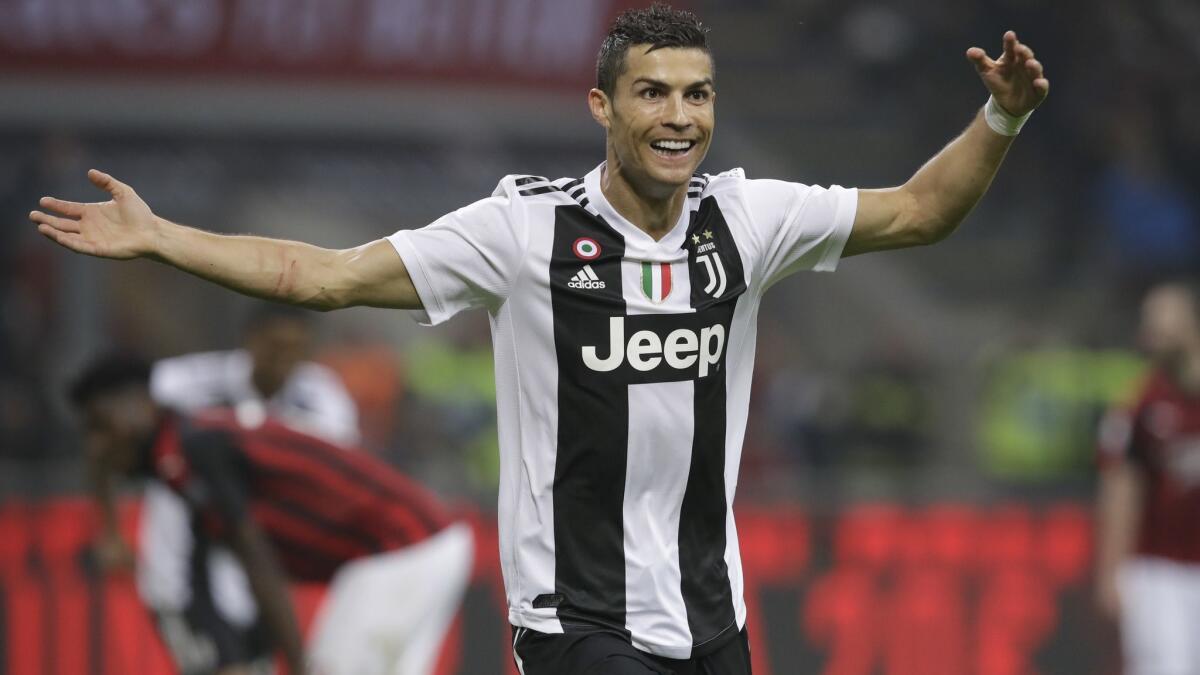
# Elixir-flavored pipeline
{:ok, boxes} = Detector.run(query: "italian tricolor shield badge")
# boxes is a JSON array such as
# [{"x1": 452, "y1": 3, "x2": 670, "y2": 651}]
[{"x1": 640, "y1": 262, "x2": 673, "y2": 303}]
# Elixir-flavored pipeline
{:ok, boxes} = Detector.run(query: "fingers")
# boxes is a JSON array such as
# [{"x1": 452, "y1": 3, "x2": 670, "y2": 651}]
[
  {"x1": 971, "y1": 31, "x2": 1038, "y2": 71},
  {"x1": 36, "y1": 224, "x2": 94, "y2": 256},
  {"x1": 38, "y1": 195, "x2": 86, "y2": 217},
  {"x1": 88, "y1": 169, "x2": 130, "y2": 199},
  {"x1": 1003, "y1": 31, "x2": 1037, "y2": 66},
  {"x1": 1002, "y1": 30, "x2": 1018, "y2": 64},
  {"x1": 29, "y1": 209, "x2": 82, "y2": 233},
  {"x1": 1022, "y1": 55, "x2": 1049, "y2": 98},
  {"x1": 965, "y1": 46, "x2": 993, "y2": 73}
]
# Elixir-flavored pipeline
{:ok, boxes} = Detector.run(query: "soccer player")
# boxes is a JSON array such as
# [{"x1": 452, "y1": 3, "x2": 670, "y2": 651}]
[
  {"x1": 150, "y1": 303, "x2": 359, "y2": 447},
  {"x1": 1096, "y1": 282, "x2": 1200, "y2": 675},
  {"x1": 31, "y1": 5, "x2": 1048, "y2": 673},
  {"x1": 72, "y1": 355, "x2": 473, "y2": 675},
  {"x1": 90, "y1": 303, "x2": 360, "y2": 675}
]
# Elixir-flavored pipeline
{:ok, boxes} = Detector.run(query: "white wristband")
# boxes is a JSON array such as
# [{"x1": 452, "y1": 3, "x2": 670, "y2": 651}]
[{"x1": 983, "y1": 95, "x2": 1032, "y2": 136}]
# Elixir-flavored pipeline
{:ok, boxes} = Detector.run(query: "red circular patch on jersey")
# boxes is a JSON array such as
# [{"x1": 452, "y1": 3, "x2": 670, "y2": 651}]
[{"x1": 573, "y1": 237, "x2": 601, "y2": 260}]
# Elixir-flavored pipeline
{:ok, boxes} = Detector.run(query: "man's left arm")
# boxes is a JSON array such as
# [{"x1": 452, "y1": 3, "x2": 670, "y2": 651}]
[{"x1": 845, "y1": 31, "x2": 1049, "y2": 257}]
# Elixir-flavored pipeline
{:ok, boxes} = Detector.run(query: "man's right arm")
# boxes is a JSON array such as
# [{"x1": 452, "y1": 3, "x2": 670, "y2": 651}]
[
  {"x1": 228, "y1": 519, "x2": 307, "y2": 675},
  {"x1": 30, "y1": 170, "x2": 420, "y2": 311},
  {"x1": 87, "y1": 450, "x2": 135, "y2": 573}
]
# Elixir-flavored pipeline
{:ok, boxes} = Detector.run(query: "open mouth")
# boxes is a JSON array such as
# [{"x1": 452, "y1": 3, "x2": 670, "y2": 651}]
[{"x1": 649, "y1": 139, "x2": 697, "y2": 159}]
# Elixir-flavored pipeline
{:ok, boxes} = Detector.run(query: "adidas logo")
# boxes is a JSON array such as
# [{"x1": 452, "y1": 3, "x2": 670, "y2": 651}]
[{"x1": 568, "y1": 265, "x2": 606, "y2": 290}]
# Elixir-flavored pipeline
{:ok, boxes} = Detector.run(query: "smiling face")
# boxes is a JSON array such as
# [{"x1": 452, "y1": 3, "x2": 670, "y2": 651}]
[{"x1": 590, "y1": 45, "x2": 715, "y2": 199}]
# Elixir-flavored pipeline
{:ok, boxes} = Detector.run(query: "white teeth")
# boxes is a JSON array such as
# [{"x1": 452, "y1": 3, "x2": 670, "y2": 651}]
[{"x1": 651, "y1": 140, "x2": 693, "y2": 151}]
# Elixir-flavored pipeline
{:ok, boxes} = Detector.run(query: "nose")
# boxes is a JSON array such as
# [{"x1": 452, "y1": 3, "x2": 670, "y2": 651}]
[{"x1": 662, "y1": 93, "x2": 692, "y2": 131}]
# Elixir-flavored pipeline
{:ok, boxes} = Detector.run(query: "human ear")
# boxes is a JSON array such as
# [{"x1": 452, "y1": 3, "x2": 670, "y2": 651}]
[{"x1": 588, "y1": 88, "x2": 612, "y2": 130}]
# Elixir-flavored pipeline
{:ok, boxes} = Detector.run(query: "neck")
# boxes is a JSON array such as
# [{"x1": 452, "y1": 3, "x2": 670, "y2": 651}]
[
  {"x1": 600, "y1": 152, "x2": 688, "y2": 241},
  {"x1": 252, "y1": 370, "x2": 283, "y2": 400}
]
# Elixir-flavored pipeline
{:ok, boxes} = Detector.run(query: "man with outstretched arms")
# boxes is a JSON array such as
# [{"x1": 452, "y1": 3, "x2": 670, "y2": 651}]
[
  {"x1": 32, "y1": 5, "x2": 1048, "y2": 673},
  {"x1": 1096, "y1": 283, "x2": 1200, "y2": 675}
]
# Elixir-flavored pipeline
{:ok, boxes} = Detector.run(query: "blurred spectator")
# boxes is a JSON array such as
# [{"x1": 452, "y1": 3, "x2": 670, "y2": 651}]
[
  {"x1": 403, "y1": 314, "x2": 498, "y2": 493},
  {"x1": 1095, "y1": 105, "x2": 1199, "y2": 284},
  {"x1": 841, "y1": 340, "x2": 932, "y2": 467},
  {"x1": 0, "y1": 135, "x2": 75, "y2": 463},
  {"x1": 979, "y1": 336, "x2": 1145, "y2": 482},
  {"x1": 762, "y1": 361, "x2": 843, "y2": 471},
  {"x1": 319, "y1": 333, "x2": 406, "y2": 455}
]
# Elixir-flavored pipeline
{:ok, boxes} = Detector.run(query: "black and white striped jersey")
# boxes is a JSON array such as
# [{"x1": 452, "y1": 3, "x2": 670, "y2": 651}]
[{"x1": 388, "y1": 162, "x2": 856, "y2": 658}]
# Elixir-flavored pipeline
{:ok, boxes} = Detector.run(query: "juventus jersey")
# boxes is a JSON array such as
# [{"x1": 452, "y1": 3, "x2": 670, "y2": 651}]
[{"x1": 388, "y1": 162, "x2": 856, "y2": 658}]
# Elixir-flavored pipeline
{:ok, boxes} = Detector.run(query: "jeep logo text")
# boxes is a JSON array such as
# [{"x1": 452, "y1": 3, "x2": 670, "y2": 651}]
[{"x1": 582, "y1": 317, "x2": 726, "y2": 378}]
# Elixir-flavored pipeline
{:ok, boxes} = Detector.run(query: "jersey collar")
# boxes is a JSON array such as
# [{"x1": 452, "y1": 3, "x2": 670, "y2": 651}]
[{"x1": 584, "y1": 163, "x2": 696, "y2": 260}]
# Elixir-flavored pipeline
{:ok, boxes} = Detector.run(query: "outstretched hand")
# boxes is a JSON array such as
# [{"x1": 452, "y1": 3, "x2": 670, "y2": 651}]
[
  {"x1": 967, "y1": 31, "x2": 1049, "y2": 117},
  {"x1": 29, "y1": 169, "x2": 160, "y2": 260}
]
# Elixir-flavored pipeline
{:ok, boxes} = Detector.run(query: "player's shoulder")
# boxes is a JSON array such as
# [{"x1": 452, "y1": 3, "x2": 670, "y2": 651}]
[
  {"x1": 153, "y1": 349, "x2": 237, "y2": 373},
  {"x1": 698, "y1": 168, "x2": 747, "y2": 191},
  {"x1": 493, "y1": 173, "x2": 590, "y2": 208},
  {"x1": 694, "y1": 168, "x2": 744, "y2": 194},
  {"x1": 288, "y1": 360, "x2": 348, "y2": 390},
  {"x1": 151, "y1": 350, "x2": 241, "y2": 391}
]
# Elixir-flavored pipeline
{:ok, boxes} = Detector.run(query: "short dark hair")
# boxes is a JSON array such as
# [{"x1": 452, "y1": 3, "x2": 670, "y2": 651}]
[
  {"x1": 596, "y1": 3, "x2": 711, "y2": 97},
  {"x1": 68, "y1": 353, "x2": 152, "y2": 409}
]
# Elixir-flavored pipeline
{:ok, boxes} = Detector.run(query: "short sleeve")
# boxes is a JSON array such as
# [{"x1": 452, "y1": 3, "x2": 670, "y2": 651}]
[
  {"x1": 742, "y1": 178, "x2": 858, "y2": 288},
  {"x1": 386, "y1": 195, "x2": 524, "y2": 326},
  {"x1": 179, "y1": 428, "x2": 250, "y2": 534}
]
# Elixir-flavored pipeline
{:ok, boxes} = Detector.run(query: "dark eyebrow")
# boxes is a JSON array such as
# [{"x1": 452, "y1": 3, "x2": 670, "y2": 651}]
[{"x1": 632, "y1": 77, "x2": 714, "y2": 90}]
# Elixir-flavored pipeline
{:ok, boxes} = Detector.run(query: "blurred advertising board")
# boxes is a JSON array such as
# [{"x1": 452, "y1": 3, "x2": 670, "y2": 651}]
[
  {"x1": 0, "y1": 0, "x2": 646, "y2": 87},
  {"x1": 0, "y1": 498, "x2": 1111, "y2": 675}
]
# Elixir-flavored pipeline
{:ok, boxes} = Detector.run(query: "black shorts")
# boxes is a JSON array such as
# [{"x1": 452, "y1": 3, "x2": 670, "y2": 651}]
[{"x1": 512, "y1": 625, "x2": 752, "y2": 675}]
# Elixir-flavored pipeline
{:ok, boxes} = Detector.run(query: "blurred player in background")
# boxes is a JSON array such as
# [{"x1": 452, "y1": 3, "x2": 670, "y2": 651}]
[
  {"x1": 91, "y1": 304, "x2": 360, "y2": 675},
  {"x1": 1096, "y1": 282, "x2": 1200, "y2": 675},
  {"x1": 32, "y1": 4, "x2": 1048, "y2": 673},
  {"x1": 151, "y1": 303, "x2": 359, "y2": 446},
  {"x1": 73, "y1": 354, "x2": 473, "y2": 675}
]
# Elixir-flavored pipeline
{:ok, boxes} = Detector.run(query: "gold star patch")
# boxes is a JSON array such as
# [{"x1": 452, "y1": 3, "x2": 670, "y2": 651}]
[
  {"x1": 691, "y1": 234, "x2": 701, "y2": 245},
  {"x1": 703, "y1": 230, "x2": 714, "y2": 240}
]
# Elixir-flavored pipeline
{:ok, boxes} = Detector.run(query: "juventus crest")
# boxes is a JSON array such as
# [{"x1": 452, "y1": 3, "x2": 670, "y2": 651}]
[{"x1": 691, "y1": 229, "x2": 727, "y2": 299}]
